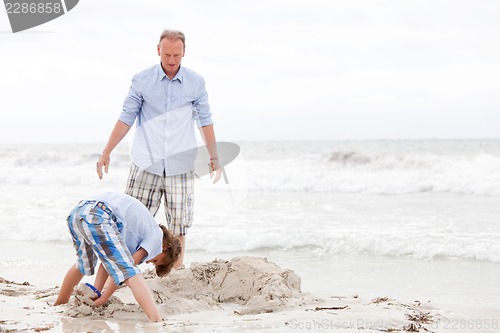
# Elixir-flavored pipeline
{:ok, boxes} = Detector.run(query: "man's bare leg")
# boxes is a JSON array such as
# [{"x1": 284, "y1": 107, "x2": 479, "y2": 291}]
[{"x1": 173, "y1": 235, "x2": 185, "y2": 269}]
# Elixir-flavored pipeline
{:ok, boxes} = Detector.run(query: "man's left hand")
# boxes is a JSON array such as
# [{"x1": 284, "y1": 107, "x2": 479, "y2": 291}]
[{"x1": 209, "y1": 159, "x2": 222, "y2": 184}]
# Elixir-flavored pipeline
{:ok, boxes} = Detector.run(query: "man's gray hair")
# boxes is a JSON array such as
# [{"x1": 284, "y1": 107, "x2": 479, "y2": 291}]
[{"x1": 159, "y1": 29, "x2": 186, "y2": 49}]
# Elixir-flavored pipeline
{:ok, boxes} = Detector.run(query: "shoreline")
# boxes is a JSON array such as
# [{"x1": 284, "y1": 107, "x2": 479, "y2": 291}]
[{"x1": 1, "y1": 239, "x2": 499, "y2": 309}]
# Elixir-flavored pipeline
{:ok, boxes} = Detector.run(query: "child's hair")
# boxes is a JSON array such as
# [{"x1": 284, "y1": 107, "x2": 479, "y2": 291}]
[{"x1": 155, "y1": 224, "x2": 182, "y2": 277}]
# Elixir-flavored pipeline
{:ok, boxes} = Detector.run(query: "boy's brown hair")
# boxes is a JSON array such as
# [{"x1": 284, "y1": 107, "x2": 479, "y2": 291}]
[{"x1": 155, "y1": 224, "x2": 182, "y2": 277}]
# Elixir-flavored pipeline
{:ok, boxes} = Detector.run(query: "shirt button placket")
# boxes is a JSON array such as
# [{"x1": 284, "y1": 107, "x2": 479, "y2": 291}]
[{"x1": 166, "y1": 80, "x2": 171, "y2": 111}]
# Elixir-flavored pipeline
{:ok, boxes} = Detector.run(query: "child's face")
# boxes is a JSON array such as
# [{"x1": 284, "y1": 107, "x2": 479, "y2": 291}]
[{"x1": 146, "y1": 252, "x2": 168, "y2": 266}]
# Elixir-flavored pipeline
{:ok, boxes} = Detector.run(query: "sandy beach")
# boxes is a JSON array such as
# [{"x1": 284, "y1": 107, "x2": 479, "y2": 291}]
[
  {"x1": 1, "y1": 0, "x2": 500, "y2": 329},
  {"x1": 1, "y1": 256, "x2": 499, "y2": 333}
]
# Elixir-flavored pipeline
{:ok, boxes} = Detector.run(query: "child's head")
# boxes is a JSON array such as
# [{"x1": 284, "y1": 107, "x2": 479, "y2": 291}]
[{"x1": 149, "y1": 224, "x2": 182, "y2": 277}]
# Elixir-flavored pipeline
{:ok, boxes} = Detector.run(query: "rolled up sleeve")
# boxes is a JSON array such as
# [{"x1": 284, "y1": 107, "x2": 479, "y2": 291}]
[
  {"x1": 119, "y1": 77, "x2": 143, "y2": 126},
  {"x1": 193, "y1": 78, "x2": 213, "y2": 128}
]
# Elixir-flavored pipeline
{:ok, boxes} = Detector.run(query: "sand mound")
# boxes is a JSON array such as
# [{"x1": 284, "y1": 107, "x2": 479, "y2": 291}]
[{"x1": 146, "y1": 256, "x2": 304, "y2": 315}]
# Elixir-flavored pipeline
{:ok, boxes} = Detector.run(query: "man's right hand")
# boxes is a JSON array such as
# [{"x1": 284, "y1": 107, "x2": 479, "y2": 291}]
[{"x1": 96, "y1": 153, "x2": 110, "y2": 179}]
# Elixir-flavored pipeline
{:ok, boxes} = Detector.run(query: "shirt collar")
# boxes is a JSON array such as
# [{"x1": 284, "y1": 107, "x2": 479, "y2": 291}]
[{"x1": 157, "y1": 63, "x2": 184, "y2": 83}]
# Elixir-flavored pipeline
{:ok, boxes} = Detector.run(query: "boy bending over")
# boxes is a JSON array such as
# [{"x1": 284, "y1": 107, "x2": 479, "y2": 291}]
[{"x1": 54, "y1": 192, "x2": 181, "y2": 322}]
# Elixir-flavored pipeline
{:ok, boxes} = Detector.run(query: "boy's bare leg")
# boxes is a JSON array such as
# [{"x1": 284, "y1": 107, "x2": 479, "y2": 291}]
[
  {"x1": 173, "y1": 235, "x2": 185, "y2": 269},
  {"x1": 125, "y1": 274, "x2": 162, "y2": 322},
  {"x1": 54, "y1": 265, "x2": 84, "y2": 305}
]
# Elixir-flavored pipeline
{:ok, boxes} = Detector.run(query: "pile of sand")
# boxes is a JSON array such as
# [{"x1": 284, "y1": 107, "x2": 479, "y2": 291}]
[{"x1": 146, "y1": 256, "x2": 305, "y2": 315}]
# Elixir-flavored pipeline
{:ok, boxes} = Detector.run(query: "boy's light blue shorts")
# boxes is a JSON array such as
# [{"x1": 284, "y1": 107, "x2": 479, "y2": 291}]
[{"x1": 67, "y1": 200, "x2": 141, "y2": 286}]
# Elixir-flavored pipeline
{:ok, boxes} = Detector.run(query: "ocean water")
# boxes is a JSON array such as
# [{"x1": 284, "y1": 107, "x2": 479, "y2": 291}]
[{"x1": 0, "y1": 140, "x2": 499, "y2": 308}]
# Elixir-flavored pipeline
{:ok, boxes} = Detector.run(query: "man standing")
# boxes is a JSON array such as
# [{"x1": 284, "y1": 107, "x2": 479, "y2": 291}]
[{"x1": 96, "y1": 29, "x2": 221, "y2": 269}]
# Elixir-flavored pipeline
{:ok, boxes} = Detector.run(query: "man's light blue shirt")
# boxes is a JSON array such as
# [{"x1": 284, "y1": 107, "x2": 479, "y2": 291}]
[{"x1": 119, "y1": 64, "x2": 213, "y2": 176}]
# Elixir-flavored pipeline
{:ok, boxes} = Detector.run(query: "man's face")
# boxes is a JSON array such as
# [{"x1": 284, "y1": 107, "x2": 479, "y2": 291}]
[{"x1": 157, "y1": 38, "x2": 185, "y2": 78}]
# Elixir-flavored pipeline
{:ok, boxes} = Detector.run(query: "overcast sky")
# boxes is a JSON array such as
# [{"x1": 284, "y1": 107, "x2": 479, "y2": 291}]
[{"x1": 1, "y1": 0, "x2": 499, "y2": 143}]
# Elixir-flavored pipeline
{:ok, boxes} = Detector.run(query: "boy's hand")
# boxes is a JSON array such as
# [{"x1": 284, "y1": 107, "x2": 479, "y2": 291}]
[
  {"x1": 93, "y1": 293, "x2": 108, "y2": 307},
  {"x1": 84, "y1": 283, "x2": 106, "y2": 306}
]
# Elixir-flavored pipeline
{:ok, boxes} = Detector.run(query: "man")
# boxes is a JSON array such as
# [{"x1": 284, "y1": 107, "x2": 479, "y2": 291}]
[{"x1": 96, "y1": 29, "x2": 221, "y2": 269}]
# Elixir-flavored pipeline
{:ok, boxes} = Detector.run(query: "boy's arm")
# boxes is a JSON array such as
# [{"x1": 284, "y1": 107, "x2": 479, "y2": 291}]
[
  {"x1": 132, "y1": 248, "x2": 148, "y2": 265},
  {"x1": 126, "y1": 274, "x2": 162, "y2": 321},
  {"x1": 54, "y1": 265, "x2": 84, "y2": 305},
  {"x1": 93, "y1": 248, "x2": 148, "y2": 307},
  {"x1": 94, "y1": 263, "x2": 109, "y2": 291},
  {"x1": 93, "y1": 278, "x2": 118, "y2": 306}
]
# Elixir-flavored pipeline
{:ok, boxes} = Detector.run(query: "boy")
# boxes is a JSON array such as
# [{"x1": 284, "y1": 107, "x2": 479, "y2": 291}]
[{"x1": 54, "y1": 192, "x2": 181, "y2": 322}]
